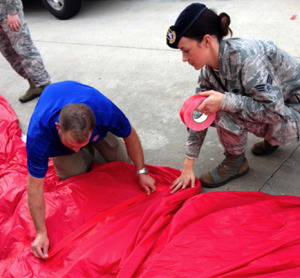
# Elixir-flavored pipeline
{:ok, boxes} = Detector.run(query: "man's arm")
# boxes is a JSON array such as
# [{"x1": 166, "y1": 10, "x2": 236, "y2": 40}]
[
  {"x1": 123, "y1": 126, "x2": 156, "y2": 195},
  {"x1": 27, "y1": 174, "x2": 49, "y2": 259}
]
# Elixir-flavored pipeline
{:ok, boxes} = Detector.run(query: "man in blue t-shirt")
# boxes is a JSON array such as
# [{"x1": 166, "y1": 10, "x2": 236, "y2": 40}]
[{"x1": 26, "y1": 80, "x2": 156, "y2": 260}]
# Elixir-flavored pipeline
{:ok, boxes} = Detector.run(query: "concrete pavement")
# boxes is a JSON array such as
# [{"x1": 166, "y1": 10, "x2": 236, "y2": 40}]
[{"x1": 1, "y1": 0, "x2": 299, "y2": 195}]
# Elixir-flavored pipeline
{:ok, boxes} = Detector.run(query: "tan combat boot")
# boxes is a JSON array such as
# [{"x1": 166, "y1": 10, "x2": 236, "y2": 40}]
[
  {"x1": 19, "y1": 81, "x2": 50, "y2": 103},
  {"x1": 251, "y1": 140, "x2": 279, "y2": 156},
  {"x1": 200, "y1": 152, "x2": 249, "y2": 188}
]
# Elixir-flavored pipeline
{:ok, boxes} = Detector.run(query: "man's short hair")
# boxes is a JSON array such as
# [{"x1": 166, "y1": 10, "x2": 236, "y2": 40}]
[{"x1": 59, "y1": 103, "x2": 96, "y2": 143}]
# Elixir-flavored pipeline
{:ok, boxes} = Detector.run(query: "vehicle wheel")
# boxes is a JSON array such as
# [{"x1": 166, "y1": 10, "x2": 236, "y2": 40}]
[{"x1": 41, "y1": 0, "x2": 81, "y2": 20}]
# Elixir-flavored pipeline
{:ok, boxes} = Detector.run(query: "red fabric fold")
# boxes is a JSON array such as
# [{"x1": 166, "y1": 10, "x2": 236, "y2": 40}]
[{"x1": 1, "y1": 95, "x2": 300, "y2": 277}]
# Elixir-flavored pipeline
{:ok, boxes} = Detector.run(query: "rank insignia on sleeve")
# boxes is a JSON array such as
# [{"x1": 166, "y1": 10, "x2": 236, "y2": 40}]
[{"x1": 255, "y1": 74, "x2": 273, "y2": 92}]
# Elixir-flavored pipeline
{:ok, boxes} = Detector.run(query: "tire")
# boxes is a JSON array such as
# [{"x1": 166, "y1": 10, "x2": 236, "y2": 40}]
[{"x1": 41, "y1": 0, "x2": 81, "y2": 20}]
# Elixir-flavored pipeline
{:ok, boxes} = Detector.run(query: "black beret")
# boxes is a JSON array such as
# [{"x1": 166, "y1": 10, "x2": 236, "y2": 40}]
[{"x1": 166, "y1": 3, "x2": 207, "y2": 49}]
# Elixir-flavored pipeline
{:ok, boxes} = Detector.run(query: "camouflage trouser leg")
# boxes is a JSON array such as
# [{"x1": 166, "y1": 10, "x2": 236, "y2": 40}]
[
  {"x1": 215, "y1": 111, "x2": 269, "y2": 155},
  {"x1": 0, "y1": 12, "x2": 51, "y2": 87},
  {"x1": 215, "y1": 110, "x2": 299, "y2": 155},
  {"x1": 0, "y1": 19, "x2": 27, "y2": 79}
]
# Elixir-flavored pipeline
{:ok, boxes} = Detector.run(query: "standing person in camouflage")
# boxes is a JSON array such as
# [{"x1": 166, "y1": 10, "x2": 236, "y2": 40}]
[
  {"x1": 0, "y1": 0, "x2": 51, "y2": 103},
  {"x1": 166, "y1": 3, "x2": 300, "y2": 191}
]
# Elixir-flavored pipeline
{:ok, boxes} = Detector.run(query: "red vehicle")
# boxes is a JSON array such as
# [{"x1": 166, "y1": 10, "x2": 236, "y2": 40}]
[{"x1": 41, "y1": 0, "x2": 81, "y2": 19}]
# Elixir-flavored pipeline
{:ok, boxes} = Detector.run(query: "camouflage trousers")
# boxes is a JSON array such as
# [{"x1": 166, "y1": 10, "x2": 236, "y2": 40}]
[
  {"x1": 0, "y1": 11, "x2": 51, "y2": 87},
  {"x1": 215, "y1": 109, "x2": 300, "y2": 155}
]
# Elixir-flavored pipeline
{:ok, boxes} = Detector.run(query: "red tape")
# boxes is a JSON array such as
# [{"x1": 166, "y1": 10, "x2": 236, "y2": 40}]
[{"x1": 180, "y1": 95, "x2": 216, "y2": 131}]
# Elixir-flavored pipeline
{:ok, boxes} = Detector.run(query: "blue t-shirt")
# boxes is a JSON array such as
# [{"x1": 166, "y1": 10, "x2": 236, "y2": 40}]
[{"x1": 26, "y1": 81, "x2": 131, "y2": 178}]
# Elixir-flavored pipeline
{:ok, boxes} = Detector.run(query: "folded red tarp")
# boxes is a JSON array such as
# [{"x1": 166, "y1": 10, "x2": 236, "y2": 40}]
[{"x1": 1, "y1": 95, "x2": 300, "y2": 277}]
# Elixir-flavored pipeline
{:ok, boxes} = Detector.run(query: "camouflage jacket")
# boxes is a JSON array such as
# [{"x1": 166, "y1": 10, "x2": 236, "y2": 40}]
[
  {"x1": 0, "y1": 0, "x2": 23, "y2": 20},
  {"x1": 187, "y1": 38, "x2": 300, "y2": 159}
]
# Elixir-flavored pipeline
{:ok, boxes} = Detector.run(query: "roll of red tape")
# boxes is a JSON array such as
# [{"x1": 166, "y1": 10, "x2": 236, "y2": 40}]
[{"x1": 180, "y1": 95, "x2": 216, "y2": 131}]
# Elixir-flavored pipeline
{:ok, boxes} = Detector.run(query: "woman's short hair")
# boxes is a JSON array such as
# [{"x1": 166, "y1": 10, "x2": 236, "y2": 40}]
[{"x1": 59, "y1": 103, "x2": 96, "y2": 143}]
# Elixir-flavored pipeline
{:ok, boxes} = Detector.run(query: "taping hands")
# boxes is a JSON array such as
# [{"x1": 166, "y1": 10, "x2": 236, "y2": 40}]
[
  {"x1": 139, "y1": 173, "x2": 156, "y2": 195},
  {"x1": 7, "y1": 14, "x2": 21, "y2": 32},
  {"x1": 196, "y1": 90, "x2": 224, "y2": 115},
  {"x1": 170, "y1": 158, "x2": 196, "y2": 194},
  {"x1": 31, "y1": 232, "x2": 49, "y2": 260}
]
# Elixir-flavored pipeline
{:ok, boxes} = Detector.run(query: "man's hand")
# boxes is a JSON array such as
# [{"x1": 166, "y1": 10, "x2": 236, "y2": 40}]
[
  {"x1": 197, "y1": 90, "x2": 224, "y2": 115},
  {"x1": 7, "y1": 14, "x2": 21, "y2": 32},
  {"x1": 139, "y1": 173, "x2": 156, "y2": 195},
  {"x1": 123, "y1": 126, "x2": 157, "y2": 195},
  {"x1": 31, "y1": 232, "x2": 49, "y2": 260},
  {"x1": 27, "y1": 174, "x2": 48, "y2": 260}
]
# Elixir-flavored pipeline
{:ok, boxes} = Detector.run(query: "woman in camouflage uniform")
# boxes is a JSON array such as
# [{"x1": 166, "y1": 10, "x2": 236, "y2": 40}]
[
  {"x1": 166, "y1": 3, "x2": 300, "y2": 190},
  {"x1": 0, "y1": 0, "x2": 51, "y2": 103}
]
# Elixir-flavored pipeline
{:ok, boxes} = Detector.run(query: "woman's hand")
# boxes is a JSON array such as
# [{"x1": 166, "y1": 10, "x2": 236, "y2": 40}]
[
  {"x1": 197, "y1": 90, "x2": 224, "y2": 115},
  {"x1": 170, "y1": 158, "x2": 195, "y2": 194}
]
